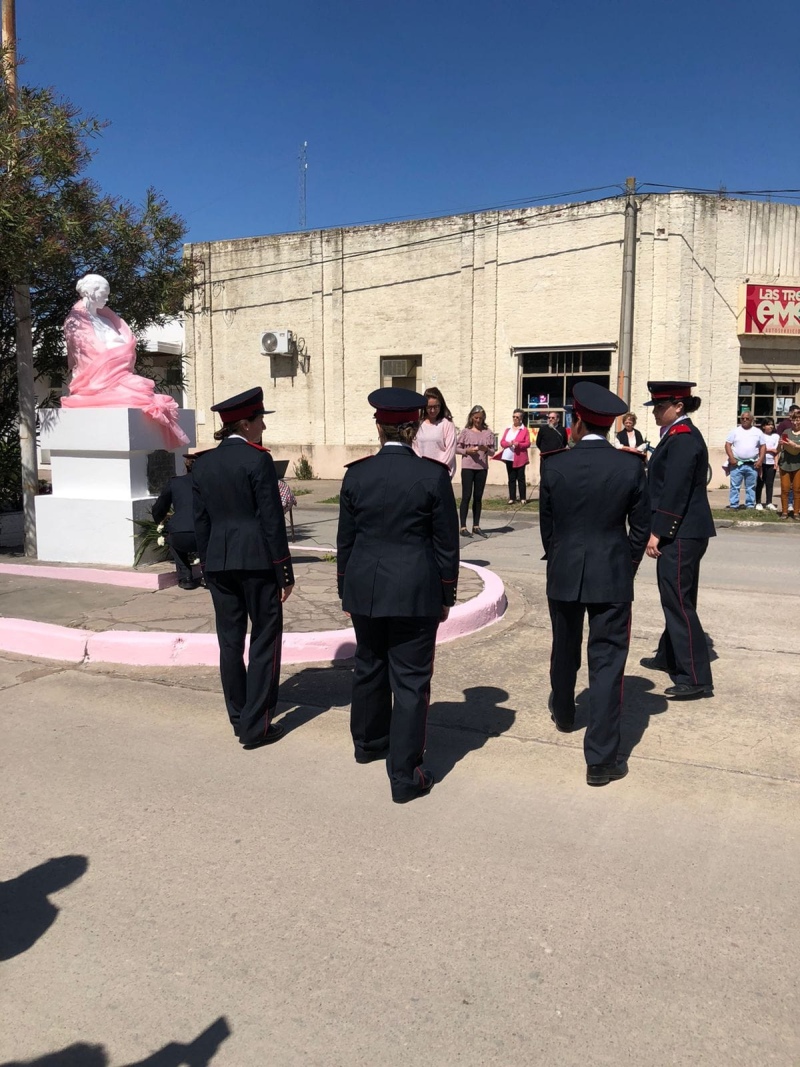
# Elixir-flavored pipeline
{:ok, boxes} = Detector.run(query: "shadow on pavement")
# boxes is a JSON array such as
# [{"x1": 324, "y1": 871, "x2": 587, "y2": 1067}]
[
  {"x1": 0, "y1": 855, "x2": 89, "y2": 962},
  {"x1": 426, "y1": 685, "x2": 516, "y2": 782},
  {"x1": 0, "y1": 1016, "x2": 231, "y2": 1067},
  {"x1": 277, "y1": 664, "x2": 354, "y2": 734}
]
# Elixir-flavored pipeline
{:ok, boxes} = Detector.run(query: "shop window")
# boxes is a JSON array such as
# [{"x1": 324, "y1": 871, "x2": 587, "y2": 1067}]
[
  {"x1": 519, "y1": 349, "x2": 612, "y2": 427},
  {"x1": 738, "y1": 380, "x2": 798, "y2": 422}
]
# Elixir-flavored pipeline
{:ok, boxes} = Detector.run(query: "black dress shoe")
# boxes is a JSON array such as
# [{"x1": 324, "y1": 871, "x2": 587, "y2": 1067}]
[
  {"x1": 548, "y1": 692, "x2": 576, "y2": 732},
  {"x1": 392, "y1": 769, "x2": 435, "y2": 804},
  {"x1": 664, "y1": 684, "x2": 713, "y2": 700},
  {"x1": 241, "y1": 722, "x2": 285, "y2": 749},
  {"x1": 586, "y1": 761, "x2": 629, "y2": 786},
  {"x1": 354, "y1": 747, "x2": 389, "y2": 764},
  {"x1": 178, "y1": 578, "x2": 201, "y2": 590},
  {"x1": 639, "y1": 656, "x2": 671, "y2": 673}
]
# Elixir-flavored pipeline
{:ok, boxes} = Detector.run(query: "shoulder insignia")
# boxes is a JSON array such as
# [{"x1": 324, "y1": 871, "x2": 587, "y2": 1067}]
[
  {"x1": 617, "y1": 446, "x2": 648, "y2": 461},
  {"x1": 344, "y1": 454, "x2": 374, "y2": 468},
  {"x1": 667, "y1": 424, "x2": 692, "y2": 436},
  {"x1": 246, "y1": 442, "x2": 271, "y2": 452},
  {"x1": 540, "y1": 447, "x2": 569, "y2": 459}
]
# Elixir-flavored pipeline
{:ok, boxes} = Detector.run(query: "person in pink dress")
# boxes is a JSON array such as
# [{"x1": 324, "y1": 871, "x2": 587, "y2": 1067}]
[
  {"x1": 62, "y1": 273, "x2": 188, "y2": 449},
  {"x1": 498, "y1": 409, "x2": 531, "y2": 503},
  {"x1": 412, "y1": 387, "x2": 457, "y2": 478},
  {"x1": 456, "y1": 405, "x2": 494, "y2": 538}
]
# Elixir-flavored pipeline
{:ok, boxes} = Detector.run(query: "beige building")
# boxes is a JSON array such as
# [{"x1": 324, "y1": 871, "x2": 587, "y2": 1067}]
[{"x1": 184, "y1": 192, "x2": 800, "y2": 482}]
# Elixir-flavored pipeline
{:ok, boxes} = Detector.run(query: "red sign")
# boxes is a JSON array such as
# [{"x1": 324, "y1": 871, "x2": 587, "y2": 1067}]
[{"x1": 743, "y1": 284, "x2": 800, "y2": 336}]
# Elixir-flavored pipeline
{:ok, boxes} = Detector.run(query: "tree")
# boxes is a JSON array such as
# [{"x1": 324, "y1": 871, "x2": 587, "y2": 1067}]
[{"x1": 0, "y1": 52, "x2": 195, "y2": 510}]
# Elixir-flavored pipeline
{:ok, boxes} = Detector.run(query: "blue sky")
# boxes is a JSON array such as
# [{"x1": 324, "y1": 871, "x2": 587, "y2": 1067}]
[{"x1": 16, "y1": 0, "x2": 800, "y2": 245}]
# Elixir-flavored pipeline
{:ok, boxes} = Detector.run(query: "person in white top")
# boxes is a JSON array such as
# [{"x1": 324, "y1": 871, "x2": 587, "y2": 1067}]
[
  {"x1": 755, "y1": 418, "x2": 780, "y2": 511},
  {"x1": 724, "y1": 412, "x2": 765, "y2": 509}
]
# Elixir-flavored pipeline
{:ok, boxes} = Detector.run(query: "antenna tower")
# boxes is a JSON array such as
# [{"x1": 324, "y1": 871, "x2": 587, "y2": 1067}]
[{"x1": 298, "y1": 141, "x2": 308, "y2": 229}]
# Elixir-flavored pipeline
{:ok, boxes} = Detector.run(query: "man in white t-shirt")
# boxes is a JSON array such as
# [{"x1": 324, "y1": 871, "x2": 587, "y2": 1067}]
[{"x1": 724, "y1": 412, "x2": 765, "y2": 509}]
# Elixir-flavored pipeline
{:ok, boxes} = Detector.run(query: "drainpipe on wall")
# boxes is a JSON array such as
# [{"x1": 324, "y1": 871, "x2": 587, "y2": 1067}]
[{"x1": 617, "y1": 177, "x2": 637, "y2": 408}]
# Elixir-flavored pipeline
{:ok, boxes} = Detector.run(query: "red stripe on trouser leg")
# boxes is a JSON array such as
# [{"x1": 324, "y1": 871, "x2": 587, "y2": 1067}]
[{"x1": 676, "y1": 539, "x2": 697, "y2": 685}]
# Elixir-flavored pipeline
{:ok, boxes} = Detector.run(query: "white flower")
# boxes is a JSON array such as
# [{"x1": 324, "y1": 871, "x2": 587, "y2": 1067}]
[
  {"x1": 156, "y1": 523, "x2": 165, "y2": 533},
  {"x1": 191, "y1": 557, "x2": 200, "y2": 566},
  {"x1": 157, "y1": 536, "x2": 165, "y2": 547}
]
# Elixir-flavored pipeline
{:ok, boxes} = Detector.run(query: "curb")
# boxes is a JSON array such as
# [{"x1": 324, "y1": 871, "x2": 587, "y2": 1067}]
[{"x1": 0, "y1": 561, "x2": 506, "y2": 668}]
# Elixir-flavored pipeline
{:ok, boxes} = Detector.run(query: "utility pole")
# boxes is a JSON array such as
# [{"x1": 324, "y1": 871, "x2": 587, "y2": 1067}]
[
  {"x1": 298, "y1": 141, "x2": 307, "y2": 230},
  {"x1": 617, "y1": 176, "x2": 637, "y2": 409},
  {"x1": 2, "y1": 0, "x2": 38, "y2": 556}
]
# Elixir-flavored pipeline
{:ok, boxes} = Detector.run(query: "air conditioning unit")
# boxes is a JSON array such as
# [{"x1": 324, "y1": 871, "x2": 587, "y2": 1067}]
[
  {"x1": 382, "y1": 358, "x2": 410, "y2": 377},
  {"x1": 261, "y1": 329, "x2": 293, "y2": 355}
]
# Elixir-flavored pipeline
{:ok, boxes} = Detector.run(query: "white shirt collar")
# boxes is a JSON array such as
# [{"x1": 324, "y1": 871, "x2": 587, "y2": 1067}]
[{"x1": 581, "y1": 433, "x2": 606, "y2": 441}]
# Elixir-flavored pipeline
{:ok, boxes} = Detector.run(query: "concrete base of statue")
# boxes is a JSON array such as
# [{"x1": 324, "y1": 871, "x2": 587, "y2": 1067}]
[{"x1": 35, "y1": 407, "x2": 196, "y2": 566}]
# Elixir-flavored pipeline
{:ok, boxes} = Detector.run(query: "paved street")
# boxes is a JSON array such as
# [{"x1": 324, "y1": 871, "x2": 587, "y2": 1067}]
[{"x1": 2, "y1": 514, "x2": 799, "y2": 1066}]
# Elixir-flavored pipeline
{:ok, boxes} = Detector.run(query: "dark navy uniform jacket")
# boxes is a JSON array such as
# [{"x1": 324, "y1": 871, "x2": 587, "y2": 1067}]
[
  {"x1": 192, "y1": 438, "x2": 294, "y2": 587},
  {"x1": 647, "y1": 419, "x2": 716, "y2": 540},
  {"x1": 337, "y1": 444, "x2": 460, "y2": 617},
  {"x1": 152, "y1": 474, "x2": 195, "y2": 534},
  {"x1": 539, "y1": 439, "x2": 651, "y2": 603}
]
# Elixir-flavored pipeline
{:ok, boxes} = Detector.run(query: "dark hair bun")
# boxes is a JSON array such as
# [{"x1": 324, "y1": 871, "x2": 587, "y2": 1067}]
[{"x1": 683, "y1": 396, "x2": 702, "y2": 413}]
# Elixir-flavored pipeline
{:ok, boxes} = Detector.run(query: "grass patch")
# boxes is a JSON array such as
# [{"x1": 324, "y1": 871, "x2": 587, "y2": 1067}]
[
  {"x1": 709, "y1": 506, "x2": 786, "y2": 522},
  {"x1": 320, "y1": 495, "x2": 340, "y2": 505},
  {"x1": 293, "y1": 488, "x2": 312, "y2": 496}
]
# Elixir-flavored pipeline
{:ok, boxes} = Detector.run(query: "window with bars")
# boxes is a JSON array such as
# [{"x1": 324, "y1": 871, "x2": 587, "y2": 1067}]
[
  {"x1": 519, "y1": 349, "x2": 613, "y2": 425},
  {"x1": 738, "y1": 380, "x2": 798, "y2": 421}
]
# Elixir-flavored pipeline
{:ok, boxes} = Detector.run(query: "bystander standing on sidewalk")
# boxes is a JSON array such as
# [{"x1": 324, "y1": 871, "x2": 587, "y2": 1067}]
[
  {"x1": 755, "y1": 418, "x2": 780, "y2": 511},
  {"x1": 456, "y1": 405, "x2": 494, "y2": 539},
  {"x1": 776, "y1": 409, "x2": 800, "y2": 520},
  {"x1": 724, "y1": 412, "x2": 765, "y2": 509}
]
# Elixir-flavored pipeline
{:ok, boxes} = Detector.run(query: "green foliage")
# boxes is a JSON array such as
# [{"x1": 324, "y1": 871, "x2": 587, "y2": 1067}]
[
  {"x1": 131, "y1": 517, "x2": 170, "y2": 567},
  {"x1": 293, "y1": 453, "x2": 315, "y2": 480},
  {"x1": 0, "y1": 50, "x2": 197, "y2": 508}
]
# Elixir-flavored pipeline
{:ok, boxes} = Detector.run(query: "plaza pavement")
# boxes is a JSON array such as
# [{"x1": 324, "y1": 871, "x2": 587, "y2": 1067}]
[{"x1": 1, "y1": 492, "x2": 799, "y2": 1066}]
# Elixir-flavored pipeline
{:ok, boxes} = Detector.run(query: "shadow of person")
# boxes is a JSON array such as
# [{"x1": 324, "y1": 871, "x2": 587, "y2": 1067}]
[
  {"x1": 125, "y1": 1016, "x2": 231, "y2": 1066},
  {"x1": 0, "y1": 1017, "x2": 231, "y2": 1067},
  {"x1": 0, "y1": 855, "x2": 89, "y2": 961},
  {"x1": 706, "y1": 634, "x2": 718, "y2": 663},
  {"x1": 276, "y1": 664, "x2": 354, "y2": 735},
  {"x1": 425, "y1": 686, "x2": 516, "y2": 782},
  {"x1": 573, "y1": 677, "x2": 669, "y2": 760}
]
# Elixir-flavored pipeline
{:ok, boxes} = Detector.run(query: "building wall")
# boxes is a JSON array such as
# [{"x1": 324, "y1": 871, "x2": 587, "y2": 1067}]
[{"x1": 185, "y1": 193, "x2": 800, "y2": 482}]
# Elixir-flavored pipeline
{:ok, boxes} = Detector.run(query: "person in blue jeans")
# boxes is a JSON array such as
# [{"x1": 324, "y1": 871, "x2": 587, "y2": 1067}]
[{"x1": 724, "y1": 412, "x2": 765, "y2": 509}]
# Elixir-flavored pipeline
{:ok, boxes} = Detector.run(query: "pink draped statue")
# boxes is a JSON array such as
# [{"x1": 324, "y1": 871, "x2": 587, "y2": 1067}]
[{"x1": 62, "y1": 274, "x2": 189, "y2": 449}]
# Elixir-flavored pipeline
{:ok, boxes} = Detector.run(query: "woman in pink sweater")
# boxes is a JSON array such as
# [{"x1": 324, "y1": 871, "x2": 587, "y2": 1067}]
[
  {"x1": 413, "y1": 387, "x2": 457, "y2": 477},
  {"x1": 456, "y1": 405, "x2": 494, "y2": 538}
]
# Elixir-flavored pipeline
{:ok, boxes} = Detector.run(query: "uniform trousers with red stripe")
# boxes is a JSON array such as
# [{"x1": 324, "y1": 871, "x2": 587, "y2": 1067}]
[
  {"x1": 350, "y1": 615, "x2": 439, "y2": 797},
  {"x1": 205, "y1": 569, "x2": 283, "y2": 745},
  {"x1": 654, "y1": 537, "x2": 712, "y2": 688},
  {"x1": 548, "y1": 599, "x2": 631, "y2": 766}
]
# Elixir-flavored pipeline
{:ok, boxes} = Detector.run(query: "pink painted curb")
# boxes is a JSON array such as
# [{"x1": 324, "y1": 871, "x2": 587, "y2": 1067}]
[
  {"x1": 0, "y1": 561, "x2": 177, "y2": 589},
  {"x1": 0, "y1": 561, "x2": 505, "y2": 667}
]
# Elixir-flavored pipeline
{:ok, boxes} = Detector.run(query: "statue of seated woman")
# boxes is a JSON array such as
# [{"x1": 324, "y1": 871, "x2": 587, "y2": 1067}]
[{"x1": 61, "y1": 273, "x2": 189, "y2": 449}]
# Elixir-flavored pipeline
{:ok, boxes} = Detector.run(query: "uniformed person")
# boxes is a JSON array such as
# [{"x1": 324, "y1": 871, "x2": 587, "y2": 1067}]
[
  {"x1": 152, "y1": 454, "x2": 202, "y2": 589},
  {"x1": 192, "y1": 387, "x2": 295, "y2": 749},
  {"x1": 540, "y1": 381, "x2": 651, "y2": 786},
  {"x1": 641, "y1": 381, "x2": 716, "y2": 699},
  {"x1": 337, "y1": 387, "x2": 460, "y2": 804}
]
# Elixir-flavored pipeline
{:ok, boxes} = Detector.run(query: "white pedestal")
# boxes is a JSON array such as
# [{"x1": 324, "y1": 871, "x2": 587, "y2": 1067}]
[{"x1": 35, "y1": 407, "x2": 196, "y2": 566}]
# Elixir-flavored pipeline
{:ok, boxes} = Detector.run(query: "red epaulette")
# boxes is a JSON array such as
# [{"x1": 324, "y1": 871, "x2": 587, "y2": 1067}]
[
  {"x1": 617, "y1": 446, "x2": 648, "y2": 461},
  {"x1": 540, "y1": 447, "x2": 569, "y2": 459},
  {"x1": 344, "y1": 454, "x2": 374, "y2": 467},
  {"x1": 246, "y1": 442, "x2": 271, "y2": 452},
  {"x1": 667, "y1": 424, "x2": 692, "y2": 436}
]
